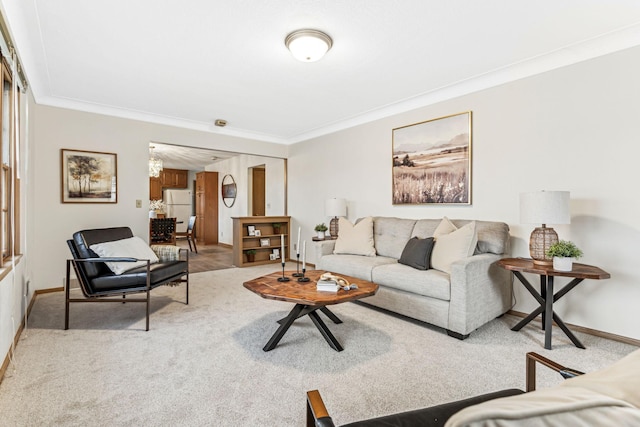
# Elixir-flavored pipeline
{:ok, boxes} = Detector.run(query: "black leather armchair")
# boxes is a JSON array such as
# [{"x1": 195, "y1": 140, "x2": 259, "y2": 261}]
[
  {"x1": 306, "y1": 352, "x2": 582, "y2": 427},
  {"x1": 65, "y1": 226, "x2": 189, "y2": 331}
]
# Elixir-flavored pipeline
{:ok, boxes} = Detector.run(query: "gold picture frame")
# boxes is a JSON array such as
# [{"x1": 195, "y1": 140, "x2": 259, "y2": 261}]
[
  {"x1": 61, "y1": 149, "x2": 117, "y2": 203},
  {"x1": 392, "y1": 111, "x2": 472, "y2": 205}
]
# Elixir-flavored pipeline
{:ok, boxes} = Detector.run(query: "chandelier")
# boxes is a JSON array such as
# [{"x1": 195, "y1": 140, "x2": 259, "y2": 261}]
[{"x1": 149, "y1": 145, "x2": 163, "y2": 178}]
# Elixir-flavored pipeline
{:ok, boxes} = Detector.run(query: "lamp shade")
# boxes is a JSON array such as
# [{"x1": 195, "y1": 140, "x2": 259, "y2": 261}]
[
  {"x1": 520, "y1": 191, "x2": 570, "y2": 225},
  {"x1": 325, "y1": 198, "x2": 347, "y2": 217}
]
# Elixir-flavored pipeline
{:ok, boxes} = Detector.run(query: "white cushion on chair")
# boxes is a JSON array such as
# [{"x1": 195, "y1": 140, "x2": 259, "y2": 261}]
[{"x1": 90, "y1": 236, "x2": 159, "y2": 275}]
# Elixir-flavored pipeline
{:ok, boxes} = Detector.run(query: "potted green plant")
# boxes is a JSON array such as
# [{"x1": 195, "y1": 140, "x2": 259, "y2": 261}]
[
  {"x1": 546, "y1": 240, "x2": 583, "y2": 271},
  {"x1": 245, "y1": 249, "x2": 257, "y2": 263},
  {"x1": 272, "y1": 223, "x2": 282, "y2": 234},
  {"x1": 314, "y1": 223, "x2": 328, "y2": 239}
]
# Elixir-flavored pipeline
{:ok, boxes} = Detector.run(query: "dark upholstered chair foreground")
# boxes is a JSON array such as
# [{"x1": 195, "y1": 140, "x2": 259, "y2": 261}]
[
  {"x1": 306, "y1": 352, "x2": 585, "y2": 427},
  {"x1": 66, "y1": 226, "x2": 189, "y2": 331}
]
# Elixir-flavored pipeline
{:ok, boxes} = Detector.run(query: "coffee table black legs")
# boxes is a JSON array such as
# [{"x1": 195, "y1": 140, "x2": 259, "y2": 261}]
[
  {"x1": 511, "y1": 271, "x2": 585, "y2": 350},
  {"x1": 309, "y1": 311, "x2": 343, "y2": 352},
  {"x1": 264, "y1": 304, "x2": 344, "y2": 352},
  {"x1": 320, "y1": 306, "x2": 343, "y2": 324},
  {"x1": 264, "y1": 304, "x2": 304, "y2": 352}
]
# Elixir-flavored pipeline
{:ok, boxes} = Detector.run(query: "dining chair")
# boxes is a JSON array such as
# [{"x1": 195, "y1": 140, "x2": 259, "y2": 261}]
[{"x1": 176, "y1": 215, "x2": 197, "y2": 253}]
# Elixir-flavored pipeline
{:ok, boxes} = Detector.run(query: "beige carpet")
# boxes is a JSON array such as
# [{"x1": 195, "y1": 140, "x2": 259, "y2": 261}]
[{"x1": 0, "y1": 264, "x2": 637, "y2": 426}]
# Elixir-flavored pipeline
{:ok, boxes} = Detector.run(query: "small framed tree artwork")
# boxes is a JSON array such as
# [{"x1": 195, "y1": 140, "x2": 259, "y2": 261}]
[{"x1": 61, "y1": 149, "x2": 117, "y2": 203}]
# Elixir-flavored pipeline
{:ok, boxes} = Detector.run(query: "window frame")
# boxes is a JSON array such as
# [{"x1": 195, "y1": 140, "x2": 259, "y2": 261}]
[{"x1": 0, "y1": 53, "x2": 20, "y2": 267}]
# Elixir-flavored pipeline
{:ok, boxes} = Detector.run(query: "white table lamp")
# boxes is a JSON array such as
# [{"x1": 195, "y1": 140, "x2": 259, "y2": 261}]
[
  {"x1": 520, "y1": 191, "x2": 570, "y2": 265},
  {"x1": 325, "y1": 198, "x2": 347, "y2": 238}
]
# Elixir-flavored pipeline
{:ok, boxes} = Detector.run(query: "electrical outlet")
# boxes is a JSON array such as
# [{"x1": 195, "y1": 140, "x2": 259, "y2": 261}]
[
  {"x1": 294, "y1": 243, "x2": 297, "y2": 252},
  {"x1": 136, "y1": 199, "x2": 142, "y2": 208},
  {"x1": 220, "y1": 231, "x2": 223, "y2": 237}
]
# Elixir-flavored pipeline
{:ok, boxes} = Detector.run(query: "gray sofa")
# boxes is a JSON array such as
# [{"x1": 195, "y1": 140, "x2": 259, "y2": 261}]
[{"x1": 315, "y1": 217, "x2": 512, "y2": 339}]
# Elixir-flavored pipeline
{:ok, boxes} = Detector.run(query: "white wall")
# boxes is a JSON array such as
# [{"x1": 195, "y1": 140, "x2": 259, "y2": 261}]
[
  {"x1": 208, "y1": 155, "x2": 286, "y2": 245},
  {"x1": 288, "y1": 45, "x2": 640, "y2": 341},
  {"x1": 29, "y1": 105, "x2": 286, "y2": 292}
]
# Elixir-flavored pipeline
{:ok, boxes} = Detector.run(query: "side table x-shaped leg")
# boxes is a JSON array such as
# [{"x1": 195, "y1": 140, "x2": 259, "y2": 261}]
[{"x1": 511, "y1": 271, "x2": 586, "y2": 350}]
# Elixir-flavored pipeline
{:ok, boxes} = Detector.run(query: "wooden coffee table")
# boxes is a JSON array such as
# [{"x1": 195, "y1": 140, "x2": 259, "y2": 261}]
[{"x1": 243, "y1": 270, "x2": 378, "y2": 352}]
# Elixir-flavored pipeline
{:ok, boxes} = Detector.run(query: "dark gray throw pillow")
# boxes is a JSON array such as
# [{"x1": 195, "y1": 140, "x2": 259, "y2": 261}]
[{"x1": 398, "y1": 237, "x2": 435, "y2": 270}]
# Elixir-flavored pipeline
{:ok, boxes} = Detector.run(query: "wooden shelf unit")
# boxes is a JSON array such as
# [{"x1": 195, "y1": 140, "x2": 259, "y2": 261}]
[{"x1": 232, "y1": 216, "x2": 291, "y2": 267}]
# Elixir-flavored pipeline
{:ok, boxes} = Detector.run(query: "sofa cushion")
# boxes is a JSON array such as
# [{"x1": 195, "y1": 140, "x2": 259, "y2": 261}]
[
  {"x1": 372, "y1": 263, "x2": 451, "y2": 301},
  {"x1": 334, "y1": 216, "x2": 376, "y2": 256},
  {"x1": 90, "y1": 260, "x2": 187, "y2": 292},
  {"x1": 413, "y1": 218, "x2": 509, "y2": 255},
  {"x1": 434, "y1": 216, "x2": 458, "y2": 237},
  {"x1": 373, "y1": 217, "x2": 417, "y2": 259},
  {"x1": 319, "y1": 254, "x2": 396, "y2": 282},
  {"x1": 398, "y1": 237, "x2": 435, "y2": 270},
  {"x1": 431, "y1": 221, "x2": 477, "y2": 274},
  {"x1": 411, "y1": 219, "x2": 441, "y2": 239},
  {"x1": 473, "y1": 221, "x2": 510, "y2": 255},
  {"x1": 90, "y1": 236, "x2": 159, "y2": 275}
]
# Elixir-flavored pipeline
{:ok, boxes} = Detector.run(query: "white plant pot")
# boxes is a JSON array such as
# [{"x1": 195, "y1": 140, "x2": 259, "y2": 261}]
[
  {"x1": 553, "y1": 257, "x2": 573, "y2": 271},
  {"x1": 149, "y1": 210, "x2": 157, "y2": 219},
  {"x1": 317, "y1": 231, "x2": 325, "y2": 239}
]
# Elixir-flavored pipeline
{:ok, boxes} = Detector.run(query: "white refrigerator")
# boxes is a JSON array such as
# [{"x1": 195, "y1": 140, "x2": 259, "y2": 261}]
[{"x1": 163, "y1": 189, "x2": 193, "y2": 233}]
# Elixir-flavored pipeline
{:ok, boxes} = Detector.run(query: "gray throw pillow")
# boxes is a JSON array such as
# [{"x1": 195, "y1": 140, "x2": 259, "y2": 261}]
[{"x1": 398, "y1": 237, "x2": 435, "y2": 270}]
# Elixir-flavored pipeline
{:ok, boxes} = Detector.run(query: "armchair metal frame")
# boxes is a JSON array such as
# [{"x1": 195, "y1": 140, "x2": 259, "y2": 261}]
[{"x1": 65, "y1": 228, "x2": 189, "y2": 331}]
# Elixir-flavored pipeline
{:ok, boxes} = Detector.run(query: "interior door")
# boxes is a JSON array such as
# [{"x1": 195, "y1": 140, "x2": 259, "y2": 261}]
[{"x1": 252, "y1": 167, "x2": 265, "y2": 216}]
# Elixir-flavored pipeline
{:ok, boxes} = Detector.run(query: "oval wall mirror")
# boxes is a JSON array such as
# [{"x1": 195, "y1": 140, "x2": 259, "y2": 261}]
[{"x1": 221, "y1": 174, "x2": 237, "y2": 208}]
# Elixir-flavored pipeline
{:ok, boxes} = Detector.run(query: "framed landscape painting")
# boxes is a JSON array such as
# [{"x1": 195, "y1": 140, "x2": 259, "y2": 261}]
[
  {"x1": 61, "y1": 149, "x2": 117, "y2": 203},
  {"x1": 392, "y1": 111, "x2": 472, "y2": 205}
]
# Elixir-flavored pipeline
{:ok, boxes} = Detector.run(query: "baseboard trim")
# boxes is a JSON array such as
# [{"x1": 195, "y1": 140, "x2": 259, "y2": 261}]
[
  {"x1": 0, "y1": 288, "x2": 48, "y2": 385},
  {"x1": 507, "y1": 310, "x2": 640, "y2": 347},
  {"x1": 218, "y1": 242, "x2": 232, "y2": 249}
]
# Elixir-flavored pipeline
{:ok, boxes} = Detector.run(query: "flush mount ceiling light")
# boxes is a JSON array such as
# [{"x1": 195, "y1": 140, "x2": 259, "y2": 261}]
[{"x1": 285, "y1": 29, "x2": 333, "y2": 62}]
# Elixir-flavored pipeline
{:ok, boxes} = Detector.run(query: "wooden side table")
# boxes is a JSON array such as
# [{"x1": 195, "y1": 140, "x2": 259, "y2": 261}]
[{"x1": 497, "y1": 258, "x2": 610, "y2": 350}]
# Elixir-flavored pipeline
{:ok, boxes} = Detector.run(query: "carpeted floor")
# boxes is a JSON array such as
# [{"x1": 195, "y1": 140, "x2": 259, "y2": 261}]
[{"x1": 1, "y1": 264, "x2": 637, "y2": 426}]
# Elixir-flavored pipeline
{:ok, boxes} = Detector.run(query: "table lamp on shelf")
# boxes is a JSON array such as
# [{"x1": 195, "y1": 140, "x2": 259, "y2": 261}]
[
  {"x1": 325, "y1": 198, "x2": 347, "y2": 238},
  {"x1": 520, "y1": 191, "x2": 570, "y2": 265}
]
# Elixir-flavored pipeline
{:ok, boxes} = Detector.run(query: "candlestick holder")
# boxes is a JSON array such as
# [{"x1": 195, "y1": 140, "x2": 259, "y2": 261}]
[
  {"x1": 277, "y1": 261, "x2": 290, "y2": 282},
  {"x1": 292, "y1": 253, "x2": 303, "y2": 277},
  {"x1": 297, "y1": 267, "x2": 310, "y2": 282}
]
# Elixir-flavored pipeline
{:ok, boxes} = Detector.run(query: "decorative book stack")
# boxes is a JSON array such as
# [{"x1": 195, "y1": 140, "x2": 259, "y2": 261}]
[{"x1": 316, "y1": 279, "x2": 340, "y2": 293}]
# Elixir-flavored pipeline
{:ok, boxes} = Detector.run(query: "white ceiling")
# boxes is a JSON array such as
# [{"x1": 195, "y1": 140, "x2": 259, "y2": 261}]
[
  {"x1": 150, "y1": 142, "x2": 232, "y2": 170},
  {"x1": 3, "y1": 1, "x2": 640, "y2": 145}
]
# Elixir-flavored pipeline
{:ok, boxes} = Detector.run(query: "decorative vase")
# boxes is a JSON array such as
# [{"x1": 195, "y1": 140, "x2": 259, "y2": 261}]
[
  {"x1": 317, "y1": 231, "x2": 325, "y2": 239},
  {"x1": 553, "y1": 257, "x2": 573, "y2": 271},
  {"x1": 149, "y1": 210, "x2": 157, "y2": 219}
]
